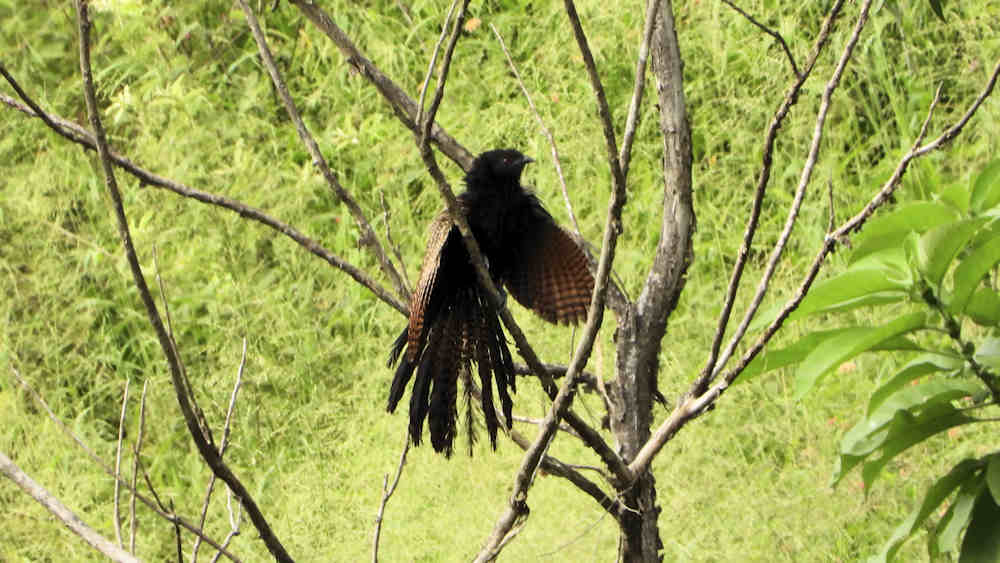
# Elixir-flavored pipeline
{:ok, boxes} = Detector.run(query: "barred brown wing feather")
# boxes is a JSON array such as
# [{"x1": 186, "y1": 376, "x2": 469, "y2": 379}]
[
  {"x1": 506, "y1": 219, "x2": 594, "y2": 324},
  {"x1": 406, "y1": 213, "x2": 454, "y2": 361}
]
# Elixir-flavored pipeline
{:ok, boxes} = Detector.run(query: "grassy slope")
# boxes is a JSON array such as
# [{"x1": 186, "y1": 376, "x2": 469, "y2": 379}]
[{"x1": 1, "y1": 0, "x2": 998, "y2": 561}]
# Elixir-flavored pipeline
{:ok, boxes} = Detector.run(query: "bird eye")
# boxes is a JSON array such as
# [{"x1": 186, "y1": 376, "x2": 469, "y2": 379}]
[{"x1": 502, "y1": 157, "x2": 510, "y2": 164}]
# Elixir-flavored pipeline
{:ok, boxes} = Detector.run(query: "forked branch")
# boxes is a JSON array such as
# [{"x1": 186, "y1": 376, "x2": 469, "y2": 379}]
[
  {"x1": 474, "y1": 2, "x2": 642, "y2": 558},
  {"x1": 0, "y1": 452, "x2": 140, "y2": 563},
  {"x1": 409, "y1": 0, "x2": 630, "y2": 483},
  {"x1": 73, "y1": 2, "x2": 291, "y2": 560},
  {"x1": 236, "y1": 0, "x2": 409, "y2": 301},
  {"x1": 0, "y1": 86, "x2": 407, "y2": 316},
  {"x1": 290, "y1": 0, "x2": 475, "y2": 170},
  {"x1": 629, "y1": 55, "x2": 1000, "y2": 480},
  {"x1": 707, "y1": 0, "x2": 870, "y2": 384},
  {"x1": 10, "y1": 368, "x2": 240, "y2": 561},
  {"x1": 696, "y1": 0, "x2": 846, "y2": 393}
]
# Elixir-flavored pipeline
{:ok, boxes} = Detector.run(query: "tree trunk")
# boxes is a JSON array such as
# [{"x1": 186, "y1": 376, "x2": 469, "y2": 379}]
[
  {"x1": 610, "y1": 0, "x2": 694, "y2": 560},
  {"x1": 610, "y1": 308, "x2": 664, "y2": 562}
]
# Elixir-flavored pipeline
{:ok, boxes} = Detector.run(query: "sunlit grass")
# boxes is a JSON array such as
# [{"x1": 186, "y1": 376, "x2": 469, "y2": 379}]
[{"x1": 2, "y1": 0, "x2": 999, "y2": 560}]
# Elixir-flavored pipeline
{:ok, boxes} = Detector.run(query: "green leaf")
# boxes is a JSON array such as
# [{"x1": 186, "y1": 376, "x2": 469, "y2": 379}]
[
  {"x1": 751, "y1": 251, "x2": 912, "y2": 331},
  {"x1": 869, "y1": 458, "x2": 980, "y2": 563},
  {"x1": 852, "y1": 202, "x2": 961, "y2": 263},
  {"x1": 965, "y1": 289, "x2": 1000, "y2": 327},
  {"x1": 794, "y1": 312, "x2": 927, "y2": 399},
  {"x1": 842, "y1": 377, "x2": 978, "y2": 458},
  {"x1": 975, "y1": 338, "x2": 1000, "y2": 371},
  {"x1": 739, "y1": 329, "x2": 920, "y2": 384},
  {"x1": 971, "y1": 159, "x2": 1000, "y2": 215},
  {"x1": 793, "y1": 268, "x2": 909, "y2": 316},
  {"x1": 959, "y1": 490, "x2": 1000, "y2": 563},
  {"x1": 739, "y1": 329, "x2": 855, "y2": 383},
  {"x1": 941, "y1": 181, "x2": 972, "y2": 214},
  {"x1": 915, "y1": 219, "x2": 988, "y2": 289},
  {"x1": 987, "y1": 455, "x2": 1000, "y2": 506},
  {"x1": 932, "y1": 475, "x2": 987, "y2": 559},
  {"x1": 750, "y1": 268, "x2": 909, "y2": 331},
  {"x1": 949, "y1": 229, "x2": 1000, "y2": 313},
  {"x1": 861, "y1": 403, "x2": 974, "y2": 489},
  {"x1": 867, "y1": 354, "x2": 964, "y2": 415}
]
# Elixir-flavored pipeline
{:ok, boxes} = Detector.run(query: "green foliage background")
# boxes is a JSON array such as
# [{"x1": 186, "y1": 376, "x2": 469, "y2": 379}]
[{"x1": 1, "y1": 0, "x2": 998, "y2": 560}]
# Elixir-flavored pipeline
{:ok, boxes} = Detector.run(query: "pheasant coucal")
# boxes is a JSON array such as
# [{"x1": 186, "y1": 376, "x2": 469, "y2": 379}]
[{"x1": 386, "y1": 149, "x2": 595, "y2": 456}]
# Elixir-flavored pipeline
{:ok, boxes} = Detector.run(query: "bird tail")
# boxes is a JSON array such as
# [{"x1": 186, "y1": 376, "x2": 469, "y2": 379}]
[{"x1": 386, "y1": 288, "x2": 515, "y2": 455}]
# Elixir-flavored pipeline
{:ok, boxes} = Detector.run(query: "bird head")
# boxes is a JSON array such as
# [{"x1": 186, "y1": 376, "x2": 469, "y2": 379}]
[{"x1": 465, "y1": 149, "x2": 534, "y2": 190}]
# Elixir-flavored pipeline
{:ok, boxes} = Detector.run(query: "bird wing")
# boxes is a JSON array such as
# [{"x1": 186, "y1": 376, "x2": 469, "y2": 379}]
[
  {"x1": 504, "y1": 200, "x2": 594, "y2": 324},
  {"x1": 406, "y1": 212, "x2": 456, "y2": 361}
]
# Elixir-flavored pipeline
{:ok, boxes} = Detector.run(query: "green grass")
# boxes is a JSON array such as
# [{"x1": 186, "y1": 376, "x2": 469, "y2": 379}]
[{"x1": 2, "y1": 0, "x2": 999, "y2": 561}]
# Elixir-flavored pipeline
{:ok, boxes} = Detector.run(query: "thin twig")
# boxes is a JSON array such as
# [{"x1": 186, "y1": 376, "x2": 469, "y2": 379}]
[
  {"x1": 192, "y1": 338, "x2": 247, "y2": 563},
  {"x1": 618, "y1": 0, "x2": 662, "y2": 180},
  {"x1": 154, "y1": 246, "x2": 212, "y2": 447},
  {"x1": 129, "y1": 379, "x2": 148, "y2": 555},
  {"x1": 113, "y1": 378, "x2": 130, "y2": 548},
  {"x1": 416, "y1": 0, "x2": 460, "y2": 129},
  {"x1": 74, "y1": 2, "x2": 291, "y2": 560},
  {"x1": 629, "y1": 56, "x2": 1000, "y2": 481},
  {"x1": 289, "y1": 0, "x2": 475, "y2": 170},
  {"x1": 208, "y1": 491, "x2": 243, "y2": 563},
  {"x1": 489, "y1": 23, "x2": 580, "y2": 236},
  {"x1": 826, "y1": 179, "x2": 836, "y2": 234},
  {"x1": 372, "y1": 433, "x2": 411, "y2": 563},
  {"x1": 236, "y1": 0, "x2": 408, "y2": 301},
  {"x1": 412, "y1": 0, "x2": 630, "y2": 486},
  {"x1": 491, "y1": 22, "x2": 631, "y2": 315},
  {"x1": 708, "y1": 0, "x2": 872, "y2": 383},
  {"x1": 0, "y1": 452, "x2": 141, "y2": 563},
  {"x1": 511, "y1": 415, "x2": 580, "y2": 437},
  {"x1": 0, "y1": 90, "x2": 407, "y2": 316},
  {"x1": 721, "y1": 0, "x2": 800, "y2": 78},
  {"x1": 9, "y1": 368, "x2": 241, "y2": 561},
  {"x1": 474, "y1": 3, "x2": 634, "y2": 558},
  {"x1": 563, "y1": 0, "x2": 627, "y2": 196},
  {"x1": 695, "y1": 0, "x2": 846, "y2": 393},
  {"x1": 469, "y1": 384, "x2": 622, "y2": 519},
  {"x1": 379, "y1": 191, "x2": 411, "y2": 294}
]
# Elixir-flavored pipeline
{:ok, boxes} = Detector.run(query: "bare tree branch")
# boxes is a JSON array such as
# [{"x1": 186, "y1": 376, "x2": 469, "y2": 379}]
[
  {"x1": 236, "y1": 0, "x2": 408, "y2": 301},
  {"x1": 289, "y1": 0, "x2": 475, "y2": 170},
  {"x1": 415, "y1": 0, "x2": 460, "y2": 129},
  {"x1": 0, "y1": 452, "x2": 141, "y2": 563},
  {"x1": 619, "y1": 0, "x2": 662, "y2": 180},
  {"x1": 721, "y1": 0, "x2": 800, "y2": 78},
  {"x1": 563, "y1": 0, "x2": 627, "y2": 194},
  {"x1": 371, "y1": 433, "x2": 410, "y2": 563},
  {"x1": 469, "y1": 385, "x2": 624, "y2": 520},
  {"x1": 8, "y1": 368, "x2": 241, "y2": 562},
  {"x1": 408, "y1": 0, "x2": 630, "y2": 488},
  {"x1": 628, "y1": 55, "x2": 1000, "y2": 481},
  {"x1": 490, "y1": 22, "x2": 631, "y2": 317},
  {"x1": 113, "y1": 378, "x2": 130, "y2": 548},
  {"x1": 192, "y1": 339, "x2": 247, "y2": 563},
  {"x1": 696, "y1": 0, "x2": 845, "y2": 393},
  {"x1": 0, "y1": 88, "x2": 407, "y2": 316},
  {"x1": 73, "y1": 2, "x2": 291, "y2": 561},
  {"x1": 207, "y1": 490, "x2": 243, "y2": 563},
  {"x1": 708, "y1": 0, "x2": 871, "y2": 383},
  {"x1": 379, "y1": 191, "x2": 412, "y2": 294},
  {"x1": 129, "y1": 379, "x2": 149, "y2": 555},
  {"x1": 475, "y1": 2, "x2": 637, "y2": 557},
  {"x1": 489, "y1": 23, "x2": 580, "y2": 236}
]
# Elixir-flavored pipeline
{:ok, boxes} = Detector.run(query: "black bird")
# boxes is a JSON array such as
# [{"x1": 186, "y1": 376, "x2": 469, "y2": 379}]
[{"x1": 386, "y1": 149, "x2": 595, "y2": 456}]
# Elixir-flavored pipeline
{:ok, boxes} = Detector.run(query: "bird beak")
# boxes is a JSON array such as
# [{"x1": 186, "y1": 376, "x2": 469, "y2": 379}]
[{"x1": 520, "y1": 156, "x2": 535, "y2": 166}]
